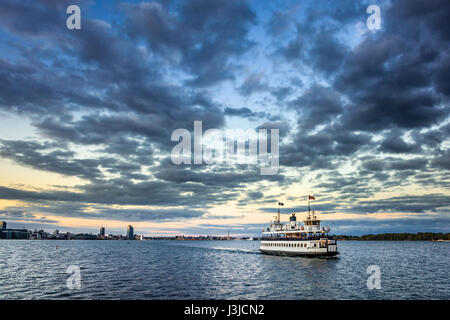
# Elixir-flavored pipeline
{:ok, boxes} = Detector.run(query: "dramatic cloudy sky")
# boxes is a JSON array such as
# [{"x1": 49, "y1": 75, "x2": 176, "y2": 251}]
[{"x1": 0, "y1": 0, "x2": 449, "y2": 236}]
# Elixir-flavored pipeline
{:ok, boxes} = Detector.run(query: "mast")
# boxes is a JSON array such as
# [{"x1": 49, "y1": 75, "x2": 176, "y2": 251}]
[
  {"x1": 308, "y1": 196, "x2": 310, "y2": 218},
  {"x1": 278, "y1": 204, "x2": 280, "y2": 223},
  {"x1": 277, "y1": 201, "x2": 284, "y2": 223}
]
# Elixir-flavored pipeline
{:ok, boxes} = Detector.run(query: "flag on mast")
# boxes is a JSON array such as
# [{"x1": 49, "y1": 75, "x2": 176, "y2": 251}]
[
  {"x1": 308, "y1": 195, "x2": 315, "y2": 200},
  {"x1": 278, "y1": 202, "x2": 284, "y2": 206}
]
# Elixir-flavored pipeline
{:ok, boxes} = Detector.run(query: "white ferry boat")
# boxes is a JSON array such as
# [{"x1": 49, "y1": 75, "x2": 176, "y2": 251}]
[{"x1": 259, "y1": 197, "x2": 338, "y2": 257}]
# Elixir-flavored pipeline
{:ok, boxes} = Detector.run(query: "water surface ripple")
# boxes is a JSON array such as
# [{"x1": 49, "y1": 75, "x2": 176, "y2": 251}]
[{"x1": 0, "y1": 240, "x2": 448, "y2": 299}]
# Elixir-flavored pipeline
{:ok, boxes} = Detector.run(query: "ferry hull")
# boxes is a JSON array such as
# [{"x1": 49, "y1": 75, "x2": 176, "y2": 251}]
[{"x1": 259, "y1": 249, "x2": 339, "y2": 257}]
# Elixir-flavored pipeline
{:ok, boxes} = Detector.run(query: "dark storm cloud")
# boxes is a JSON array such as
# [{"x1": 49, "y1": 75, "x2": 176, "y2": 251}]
[
  {"x1": 333, "y1": 1, "x2": 450, "y2": 133},
  {"x1": 0, "y1": 139, "x2": 103, "y2": 180},
  {"x1": 0, "y1": 178, "x2": 237, "y2": 208},
  {"x1": 238, "y1": 73, "x2": 270, "y2": 96},
  {"x1": 379, "y1": 128, "x2": 421, "y2": 154},
  {"x1": 308, "y1": 32, "x2": 348, "y2": 74},
  {"x1": 1, "y1": 202, "x2": 205, "y2": 222},
  {"x1": 352, "y1": 194, "x2": 450, "y2": 214},
  {"x1": 276, "y1": 1, "x2": 364, "y2": 63},
  {"x1": 277, "y1": 0, "x2": 449, "y2": 135},
  {"x1": 224, "y1": 107, "x2": 279, "y2": 122},
  {"x1": 431, "y1": 150, "x2": 450, "y2": 170},
  {"x1": 0, "y1": 0, "x2": 227, "y2": 135},
  {"x1": 266, "y1": 9, "x2": 293, "y2": 36},
  {"x1": 258, "y1": 194, "x2": 450, "y2": 215},
  {"x1": 288, "y1": 84, "x2": 343, "y2": 130},
  {"x1": 255, "y1": 121, "x2": 290, "y2": 139},
  {"x1": 154, "y1": 161, "x2": 285, "y2": 188},
  {"x1": 124, "y1": 0, "x2": 256, "y2": 87},
  {"x1": 0, "y1": 210, "x2": 58, "y2": 224},
  {"x1": 0, "y1": 0, "x2": 81, "y2": 37},
  {"x1": 0, "y1": 139, "x2": 153, "y2": 182},
  {"x1": 35, "y1": 107, "x2": 224, "y2": 150},
  {"x1": 273, "y1": 0, "x2": 449, "y2": 203},
  {"x1": 328, "y1": 217, "x2": 450, "y2": 235},
  {"x1": 361, "y1": 157, "x2": 428, "y2": 172},
  {"x1": 280, "y1": 124, "x2": 373, "y2": 168},
  {"x1": 278, "y1": 24, "x2": 305, "y2": 61}
]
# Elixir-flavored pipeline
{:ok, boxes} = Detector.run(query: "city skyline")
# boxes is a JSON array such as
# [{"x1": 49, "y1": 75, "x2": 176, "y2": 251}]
[{"x1": 0, "y1": 0, "x2": 449, "y2": 236}]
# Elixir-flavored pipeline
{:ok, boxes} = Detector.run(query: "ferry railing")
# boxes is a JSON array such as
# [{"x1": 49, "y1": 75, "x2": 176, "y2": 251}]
[{"x1": 260, "y1": 235, "x2": 334, "y2": 241}]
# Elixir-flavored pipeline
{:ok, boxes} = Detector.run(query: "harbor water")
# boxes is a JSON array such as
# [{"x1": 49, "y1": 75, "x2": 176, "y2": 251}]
[{"x1": 0, "y1": 240, "x2": 448, "y2": 299}]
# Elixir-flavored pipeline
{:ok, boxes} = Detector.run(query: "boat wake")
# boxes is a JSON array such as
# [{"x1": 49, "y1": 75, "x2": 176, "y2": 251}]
[{"x1": 209, "y1": 246, "x2": 261, "y2": 255}]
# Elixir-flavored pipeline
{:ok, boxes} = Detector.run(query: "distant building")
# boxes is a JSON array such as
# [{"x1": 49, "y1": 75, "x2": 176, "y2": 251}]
[
  {"x1": 99, "y1": 227, "x2": 105, "y2": 237},
  {"x1": 127, "y1": 225, "x2": 134, "y2": 239},
  {"x1": 0, "y1": 221, "x2": 28, "y2": 239},
  {"x1": 29, "y1": 229, "x2": 49, "y2": 240}
]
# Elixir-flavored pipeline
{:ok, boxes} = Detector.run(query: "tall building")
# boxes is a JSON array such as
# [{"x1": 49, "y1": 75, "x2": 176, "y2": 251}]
[
  {"x1": 0, "y1": 221, "x2": 28, "y2": 239},
  {"x1": 99, "y1": 227, "x2": 105, "y2": 237},
  {"x1": 127, "y1": 225, "x2": 134, "y2": 239}
]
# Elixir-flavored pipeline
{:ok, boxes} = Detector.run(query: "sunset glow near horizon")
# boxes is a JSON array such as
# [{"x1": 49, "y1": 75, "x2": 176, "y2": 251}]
[{"x1": 0, "y1": 0, "x2": 449, "y2": 236}]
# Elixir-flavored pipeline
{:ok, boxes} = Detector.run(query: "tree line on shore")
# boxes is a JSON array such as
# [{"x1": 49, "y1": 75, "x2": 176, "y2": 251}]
[{"x1": 334, "y1": 232, "x2": 450, "y2": 241}]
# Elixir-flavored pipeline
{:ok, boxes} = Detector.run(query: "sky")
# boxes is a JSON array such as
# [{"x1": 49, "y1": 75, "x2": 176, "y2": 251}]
[{"x1": 0, "y1": 0, "x2": 449, "y2": 236}]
